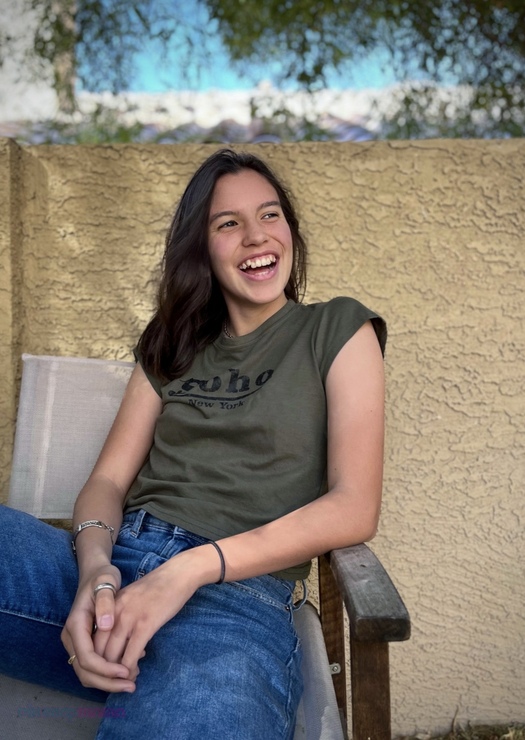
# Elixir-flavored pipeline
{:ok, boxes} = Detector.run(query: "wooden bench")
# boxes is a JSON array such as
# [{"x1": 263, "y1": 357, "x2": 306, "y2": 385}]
[{"x1": 4, "y1": 354, "x2": 410, "y2": 739}]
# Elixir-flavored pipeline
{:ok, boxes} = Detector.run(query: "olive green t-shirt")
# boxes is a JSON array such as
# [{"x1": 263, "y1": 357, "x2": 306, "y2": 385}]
[{"x1": 125, "y1": 297, "x2": 386, "y2": 579}]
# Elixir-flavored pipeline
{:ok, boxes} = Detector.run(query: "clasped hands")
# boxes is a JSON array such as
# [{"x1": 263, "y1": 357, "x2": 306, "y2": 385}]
[{"x1": 61, "y1": 555, "x2": 199, "y2": 694}]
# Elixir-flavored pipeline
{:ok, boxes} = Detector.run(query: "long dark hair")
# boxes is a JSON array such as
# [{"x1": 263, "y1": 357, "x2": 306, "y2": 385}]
[{"x1": 137, "y1": 148, "x2": 308, "y2": 382}]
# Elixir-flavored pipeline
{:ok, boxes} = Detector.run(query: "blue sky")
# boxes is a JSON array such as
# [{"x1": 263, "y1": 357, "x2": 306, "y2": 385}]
[
  {"x1": 132, "y1": 46, "x2": 397, "y2": 92},
  {"x1": 94, "y1": 0, "x2": 458, "y2": 95},
  {"x1": 80, "y1": 0, "x2": 443, "y2": 94},
  {"x1": 132, "y1": 44, "x2": 400, "y2": 92}
]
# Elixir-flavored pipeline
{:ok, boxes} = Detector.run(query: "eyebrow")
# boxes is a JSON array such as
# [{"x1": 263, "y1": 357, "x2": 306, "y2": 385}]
[{"x1": 209, "y1": 200, "x2": 281, "y2": 225}]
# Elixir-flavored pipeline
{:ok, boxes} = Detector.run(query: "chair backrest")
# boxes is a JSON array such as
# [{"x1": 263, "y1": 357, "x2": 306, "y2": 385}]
[{"x1": 8, "y1": 354, "x2": 134, "y2": 518}]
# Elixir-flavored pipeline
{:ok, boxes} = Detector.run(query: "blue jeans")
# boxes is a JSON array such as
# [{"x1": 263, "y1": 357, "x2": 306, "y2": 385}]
[{"x1": 0, "y1": 506, "x2": 303, "y2": 739}]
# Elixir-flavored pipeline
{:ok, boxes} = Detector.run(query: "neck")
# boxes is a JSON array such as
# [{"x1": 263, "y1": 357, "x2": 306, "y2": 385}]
[{"x1": 224, "y1": 295, "x2": 288, "y2": 337}]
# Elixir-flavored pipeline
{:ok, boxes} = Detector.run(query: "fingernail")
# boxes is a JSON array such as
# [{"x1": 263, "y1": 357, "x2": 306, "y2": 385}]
[{"x1": 98, "y1": 615, "x2": 112, "y2": 628}]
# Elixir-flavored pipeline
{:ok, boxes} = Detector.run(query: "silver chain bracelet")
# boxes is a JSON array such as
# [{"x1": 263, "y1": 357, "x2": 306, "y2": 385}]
[{"x1": 71, "y1": 520, "x2": 115, "y2": 555}]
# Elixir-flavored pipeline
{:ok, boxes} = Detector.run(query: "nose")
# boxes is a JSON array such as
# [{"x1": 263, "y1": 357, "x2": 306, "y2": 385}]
[{"x1": 242, "y1": 218, "x2": 267, "y2": 247}]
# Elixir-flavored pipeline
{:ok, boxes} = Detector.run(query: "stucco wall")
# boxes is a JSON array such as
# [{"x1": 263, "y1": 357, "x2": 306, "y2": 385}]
[{"x1": 1, "y1": 138, "x2": 524, "y2": 735}]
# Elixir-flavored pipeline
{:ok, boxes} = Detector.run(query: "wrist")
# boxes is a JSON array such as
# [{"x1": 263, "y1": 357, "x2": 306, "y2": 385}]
[
  {"x1": 72, "y1": 519, "x2": 115, "y2": 555},
  {"x1": 171, "y1": 543, "x2": 226, "y2": 589},
  {"x1": 76, "y1": 547, "x2": 113, "y2": 579}
]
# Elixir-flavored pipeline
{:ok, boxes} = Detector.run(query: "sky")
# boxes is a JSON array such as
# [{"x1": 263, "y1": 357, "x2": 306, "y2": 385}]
[
  {"x1": 132, "y1": 43, "x2": 398, "y2": 93},
  {"x1": 125, "y1": 0, "x2": 400, "y2": 94},
  {"x1": 122, "y1": 0, "x2": 461, "y2": 94}
]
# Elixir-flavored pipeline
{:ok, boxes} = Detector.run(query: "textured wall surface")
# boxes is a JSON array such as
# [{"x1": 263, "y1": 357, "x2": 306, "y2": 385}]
[{"x1": 1, "y1": 139, "x2": 524, "y2": 735}]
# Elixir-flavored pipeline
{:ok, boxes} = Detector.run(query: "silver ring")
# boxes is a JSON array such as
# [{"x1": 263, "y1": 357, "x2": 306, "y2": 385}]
[{"x1": 93, "y1": 582, "x2": 117, "y2": 597}]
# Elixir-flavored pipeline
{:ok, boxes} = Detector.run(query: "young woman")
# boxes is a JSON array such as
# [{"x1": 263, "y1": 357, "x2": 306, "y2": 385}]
[{"x1": 0, "y1": 149, "x2": 386, "y2": 739}]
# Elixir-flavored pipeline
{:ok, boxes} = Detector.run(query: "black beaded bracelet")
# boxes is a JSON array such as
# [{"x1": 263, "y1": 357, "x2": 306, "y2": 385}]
[{"x1": 208, "y1": 540, "x2": 226, "y2": 585}]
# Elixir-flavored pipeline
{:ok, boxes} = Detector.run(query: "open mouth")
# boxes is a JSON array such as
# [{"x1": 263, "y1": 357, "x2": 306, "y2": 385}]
[{"x1": 239, "y1": 255, "x2": 277, "y2": 274}]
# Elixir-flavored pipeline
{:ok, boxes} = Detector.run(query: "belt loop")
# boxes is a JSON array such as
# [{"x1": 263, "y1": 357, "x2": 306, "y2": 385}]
[{"x1": 129, "y1": 509, "x2": 147, "y2": 538}]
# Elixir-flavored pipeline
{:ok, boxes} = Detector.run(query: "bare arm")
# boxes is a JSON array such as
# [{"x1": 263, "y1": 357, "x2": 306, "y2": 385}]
[
  {"x1": 61, "y1": 364, "x2": 162, "y2": 692},
  {"x1": 71, "y1": 363, "x2": 162, "y2": 573}
]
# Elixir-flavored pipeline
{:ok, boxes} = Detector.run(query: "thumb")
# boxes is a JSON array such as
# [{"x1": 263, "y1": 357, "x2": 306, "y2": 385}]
[{"x1": 93, "y1": 582, "x2": 118, "y2": 630}]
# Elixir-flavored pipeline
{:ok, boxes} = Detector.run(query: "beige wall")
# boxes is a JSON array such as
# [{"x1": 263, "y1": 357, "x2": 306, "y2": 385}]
[{"x1": 1, "y1": 138, "x2": 524, "y2": 735}]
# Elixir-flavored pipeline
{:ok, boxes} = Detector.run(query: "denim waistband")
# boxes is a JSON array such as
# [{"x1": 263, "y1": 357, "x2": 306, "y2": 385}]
[
  {"x1": 122, "y1": 509, "x2": 208, "y2": 541},
  {"x1": 122, "y1": 509, "x2": 305, "y2": 604}
]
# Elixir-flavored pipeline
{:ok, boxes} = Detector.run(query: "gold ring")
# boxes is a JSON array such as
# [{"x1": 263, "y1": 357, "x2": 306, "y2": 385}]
[{"x1": 67, "y1": 654, "x2": 77, "y2": 665}]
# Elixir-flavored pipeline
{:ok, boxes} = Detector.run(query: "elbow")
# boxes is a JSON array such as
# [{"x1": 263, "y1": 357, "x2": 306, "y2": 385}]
[
  {"x1": 352, "y1": 514, "x2": 378, "y2": 544},
  {"x1": 356, "y1": 510, "x2": 381, "y2": 544},
  {"x1": 336, "y1": 517, "x2": 379, "y2": 549},
  {"x1": 329, "y1": 488, "x2": 381, "y2": 546},
  {"x1": 334, "y1": 520, "x2": 378, "y2": 551},
  {"x1": 363, "y1": 496, "x2": 382, "y2": 542}
]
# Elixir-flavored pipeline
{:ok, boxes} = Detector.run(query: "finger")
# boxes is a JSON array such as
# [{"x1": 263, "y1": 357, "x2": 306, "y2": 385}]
[
  {"x1": 100, "y1": 634, "x2": 142, "y2": 682},
  {"x1": 94, "y1": 635, "x2": 146, "y2": 684},
  {"x1": 73, "y1": 639, "x2": 136, "y2": 692},
  {"x1": 68, "y1": 612, "x2": 131, "y2": 681},
  {"x1": 61, "y1": 609, "x2": 95, "y2": 660},
  {"x1": 100, "y1": 621, "x2": 130, "y2": 665},
  {"x1": 121, "y1": 634, "x2": 150, "y2": 678},
  {"x1": 94, "y1": 583, "x2": 118, "y2": 631},
  {"x1": 61, "y1": 627, "x2": 76, "y2": 663},
  {"x1": 93, "y1": 622, "x2": 112, "y2": 657},
  {"x1": 75, "y1": 668, "x2": 137, "y2": 694},
  {"x1": 100, "y1": 618, "x2": 144, "y2": 676}
]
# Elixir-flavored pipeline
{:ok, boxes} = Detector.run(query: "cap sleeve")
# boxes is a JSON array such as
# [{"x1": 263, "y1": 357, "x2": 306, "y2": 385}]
[
  {"x1": 133, "y1": 346, "x2": 163, "y2": 397},
  {"x1": 314, "y1": 297, "x2": 387, "y2": 382}
]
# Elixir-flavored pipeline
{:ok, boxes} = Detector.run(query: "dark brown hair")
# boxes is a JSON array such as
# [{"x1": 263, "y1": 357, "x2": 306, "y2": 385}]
[{"x1": 137, "y1": 148, "x2": 308, "y2": 382}]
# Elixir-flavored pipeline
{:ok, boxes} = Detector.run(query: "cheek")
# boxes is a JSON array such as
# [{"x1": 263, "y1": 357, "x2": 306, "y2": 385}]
[
  {"x1": 208, "y1": 238, "x2": 226, "y2": 271},
  {"x1": 281, "y1": 225, "x2": 293, "y2": 251},
  {"x1": 282, "y1": 234, "x2": 293, "y2": 262}
]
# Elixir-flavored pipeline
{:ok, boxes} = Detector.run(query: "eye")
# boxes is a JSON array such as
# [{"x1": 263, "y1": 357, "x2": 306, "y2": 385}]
[
  {"x1": 262, "y1": 211, "x2": 279, "y2": 220},
  {"x1": 218, "y1": 219, "x2": 237, "y2": 229}
]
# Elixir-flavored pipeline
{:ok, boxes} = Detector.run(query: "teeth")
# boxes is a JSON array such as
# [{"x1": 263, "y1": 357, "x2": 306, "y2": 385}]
[{"x1": 240, "y1": 255, "x2": 277, "y2": 270}]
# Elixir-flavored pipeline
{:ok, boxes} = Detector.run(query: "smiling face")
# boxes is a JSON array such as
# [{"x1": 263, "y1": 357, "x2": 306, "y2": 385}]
[{"x1": 208, "y1": 168, "x2": 294, "y2": 331}]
